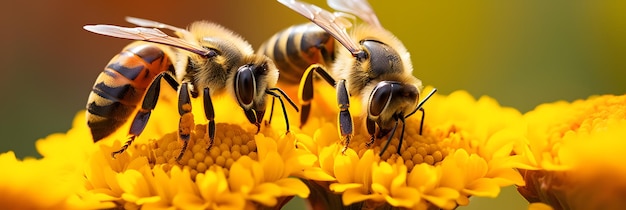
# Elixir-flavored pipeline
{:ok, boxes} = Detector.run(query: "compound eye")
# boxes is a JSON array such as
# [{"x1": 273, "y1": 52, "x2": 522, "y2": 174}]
[
  {"x1": 368, "y1": 83, "x2": 393, "y2": 117},
  {"x1": 235, "y1": 65, "x2": 256, "y2": 109}
]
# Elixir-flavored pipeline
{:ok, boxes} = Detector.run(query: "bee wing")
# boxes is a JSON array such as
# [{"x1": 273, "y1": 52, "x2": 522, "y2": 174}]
[
  {"x1": 125, "y1": 17, "x2": 195, "y2": 39},
  {"x1": 125, "y1": 17, "x2": 185, "y2": 31},
  {"x1": 83, "y1": 24, "x2": 212, "y2": 57},
  {"x1": 279, "y1": 0, "x2": 363, "y2": 55},
  {"x1": 327, "y1": 0, "x2": 382, "y2": 28}
]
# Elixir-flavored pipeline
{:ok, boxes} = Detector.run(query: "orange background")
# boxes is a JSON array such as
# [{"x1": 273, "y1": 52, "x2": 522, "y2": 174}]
[{"x1": 2, "y1": 0, "x2": 625, "y2": 157}]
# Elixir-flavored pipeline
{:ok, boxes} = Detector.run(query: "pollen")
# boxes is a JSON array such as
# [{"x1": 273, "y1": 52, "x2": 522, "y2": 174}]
[
  {"x1": 518, "y1": 94, "x2": 626, "y2": 210},
  {"x1": 351, "y1": 120, "x2": 453, "y2": 172},
  {"x1": 150, "y1": 123, "x2": 257, "y2": 179}
]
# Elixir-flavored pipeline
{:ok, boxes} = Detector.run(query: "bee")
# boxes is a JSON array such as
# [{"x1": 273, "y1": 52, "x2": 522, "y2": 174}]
[
  {"x1": 84, "y1": 17, "x2": 298, "y2": 160},
  {"x1": 259, "y1": 0, "x2": 437, "y2": 155}
]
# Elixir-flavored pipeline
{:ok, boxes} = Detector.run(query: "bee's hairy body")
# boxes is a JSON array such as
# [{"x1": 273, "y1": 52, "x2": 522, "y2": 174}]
[
  {"x1": 332, "y1": 24, "x2": 420, "y2": 98},
  {"x1": 261, "y1": 19, "x2": 422, "y2": 127},
  {"x1": 260, "y1": 0, "x2": 436, "y2": 156},
  {"x1": 84, "y1": 18, "x2": 295, "y2": 160},
  {"x1": 258, "y1": 23, "x2": 335, "y2": 84}
]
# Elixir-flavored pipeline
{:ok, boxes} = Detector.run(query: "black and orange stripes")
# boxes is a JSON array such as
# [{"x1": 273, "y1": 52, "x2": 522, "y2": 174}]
[{"x1": 86, "y1": 43, "x2": 174, "y2": 141}]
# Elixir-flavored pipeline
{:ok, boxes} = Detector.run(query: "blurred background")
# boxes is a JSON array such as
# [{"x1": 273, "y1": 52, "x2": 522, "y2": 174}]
[{"x1": 0, "y1": 0, "x2": 624, "y2": 209}]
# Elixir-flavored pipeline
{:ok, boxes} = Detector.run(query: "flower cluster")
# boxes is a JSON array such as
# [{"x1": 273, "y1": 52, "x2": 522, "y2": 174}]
[
  {"x1": 3, "y1": 94, "x2": 324, "y2": 209},
  {"x1": 3, "y1": 81, "x2": 624, "y2": 209},
  {"x1": 516, "y1": 94, "x2": 626, "y2": 210},
  {"x1": 294, "y1": 85, "x2": 526, "y2": 209}
]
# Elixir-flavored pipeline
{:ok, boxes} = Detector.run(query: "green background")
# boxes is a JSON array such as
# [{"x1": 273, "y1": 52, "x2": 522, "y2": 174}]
[{"x1": 1, "y1": 0, "x2": 624, "y2": 209}]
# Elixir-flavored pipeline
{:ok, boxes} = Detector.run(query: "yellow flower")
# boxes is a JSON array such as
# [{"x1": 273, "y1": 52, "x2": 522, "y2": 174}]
[
  {"x1": 517, "y1": 94, "x2": 626, "y2": 210},
  {"x1": 297, "y1": 85, "x2": 526, "y2": 210},
  {"x1": 5, "y1": 92, "x2": 325, "y2": 209},
  {"x1": 0, "y1": 109, "x2": 116, "y2": 209},
  {"x1": 0, "y1": 151, "x2": 102, "y2": 209}
]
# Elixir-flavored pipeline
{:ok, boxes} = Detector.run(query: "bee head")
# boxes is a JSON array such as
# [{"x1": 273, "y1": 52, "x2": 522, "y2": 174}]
[
  {"x1": 234, "y1": 59, "x2": 278, "y2": 126},
  {"x1": 367, "y1": 81, "x2": 419, "y2": 128},
  {"x1": 359, "y1": 40, "x2": 404, "y2": 77}
]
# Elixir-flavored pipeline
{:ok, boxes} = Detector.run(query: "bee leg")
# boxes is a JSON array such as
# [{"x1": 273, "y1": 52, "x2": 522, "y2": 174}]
[
  {"x1": 266, "y1": 87, "x2": 299, "y2": 133},
  {"x1": 111, "y1": 136, "x2": 137, "y2": 159},
  {"x1": 341, "y1": 135, "x2": 351, "y2": 154},
  {"x1": 379, "y1": 116, "x2": 400, "y2": 156},
  {"x1": 266, "y1": 97, "x2": 276, "y2": 126},
  {"x1": 243, "y1": 109, "x2": 261, "y2": 134},
  {"x1": 337, "y1": 80, "x2": 354, "y2": 154},
  {"x1": 418, "y1": 107, "x2": 425, "y2": 135},
  {"x1": 266, "y1": 90, "x2": 290, "y2": 133},
  {"x1": 203, "y1": 87, "x2": 215, "y2": 151},
  {"x1": 176, "y1": 82, "x2": 193, "y2": 161},
  {"x1": 396, "y1": 116, "x2": 406, "y2": 155},
  {"x1": 365, "y1": 118, "x2": 376, "y2": 147},
  {"x1": 405, "y1": 88, "x2": 437, "y2": 135},
  {"x1": 298, "y1": 64, "x2": 336, "y2": 127},
  {"x1": 298, "y1": 65, "x2": 315, "y2": 127},
  {"x1": 377, "y1": 128, "x2": 392, "y2": 139},
  {"x1": 112, "y1": 72, "x2": 179, "y2": 158}
]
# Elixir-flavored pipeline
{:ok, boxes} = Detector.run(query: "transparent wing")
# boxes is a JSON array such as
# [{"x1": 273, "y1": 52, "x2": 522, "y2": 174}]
[
  {"x1": 278, "y1": 0, "x2": 363, "y2": 55},
  {"x1": 327, "y1": 0, "x2": 382, "y2": 28},
  {"x1": 83, "y1": 24, "x2": 212, "y2": 57},
  {"x1": 125, "y1": 17, "x2": 186, "y2": 31},
  {"x1": 125, "y1": 17, "x2": 194, "y2": 39}
]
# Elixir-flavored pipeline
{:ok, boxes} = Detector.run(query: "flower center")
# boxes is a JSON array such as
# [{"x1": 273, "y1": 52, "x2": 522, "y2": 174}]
[
  {"x1": 149, "y1": 123, "x2": 258, "y2": 179},
  {"x1": 349, "y1": 119, "x2": 455, "y2": 172},
  {"x1": 543, "y1": 95, "x2": 626, "y2": 156}
]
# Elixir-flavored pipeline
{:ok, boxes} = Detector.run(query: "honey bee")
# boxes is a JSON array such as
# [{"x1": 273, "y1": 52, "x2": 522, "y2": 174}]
[
  {"x1": 84, "y1": 17, "x2": 298, "y2": 160},
  {"x1": 259, "y1": 0, "x2": 437, "y2": 155}
]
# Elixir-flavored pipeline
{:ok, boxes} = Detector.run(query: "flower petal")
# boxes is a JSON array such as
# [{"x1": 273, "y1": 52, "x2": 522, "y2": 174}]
[
  {"x1": 463, "y1": 178, "x2": 500, "y2": 197},
  {"x1": 247, "y1": 183, "x2": 282, "y2": 206},
  {"x1": 274, "y1": 178, "x2": 310, "y2": 198},
  {"x1": 342, "y1": 188, "x2": 379, "y2": 206}
]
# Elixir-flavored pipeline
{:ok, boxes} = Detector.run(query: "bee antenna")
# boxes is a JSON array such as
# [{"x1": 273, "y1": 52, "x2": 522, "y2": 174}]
[{"x1": 405, "y1": 88, "x2": 437, "y2": 118}]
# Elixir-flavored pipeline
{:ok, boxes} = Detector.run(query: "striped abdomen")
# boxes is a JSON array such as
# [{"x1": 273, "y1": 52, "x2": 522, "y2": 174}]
[
  {"x1": 86, "y1": 43, "x2": 175, "y2": 141},
  {"x1": 258, "y1": 23, "x2": 335, "y2": 84}
]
